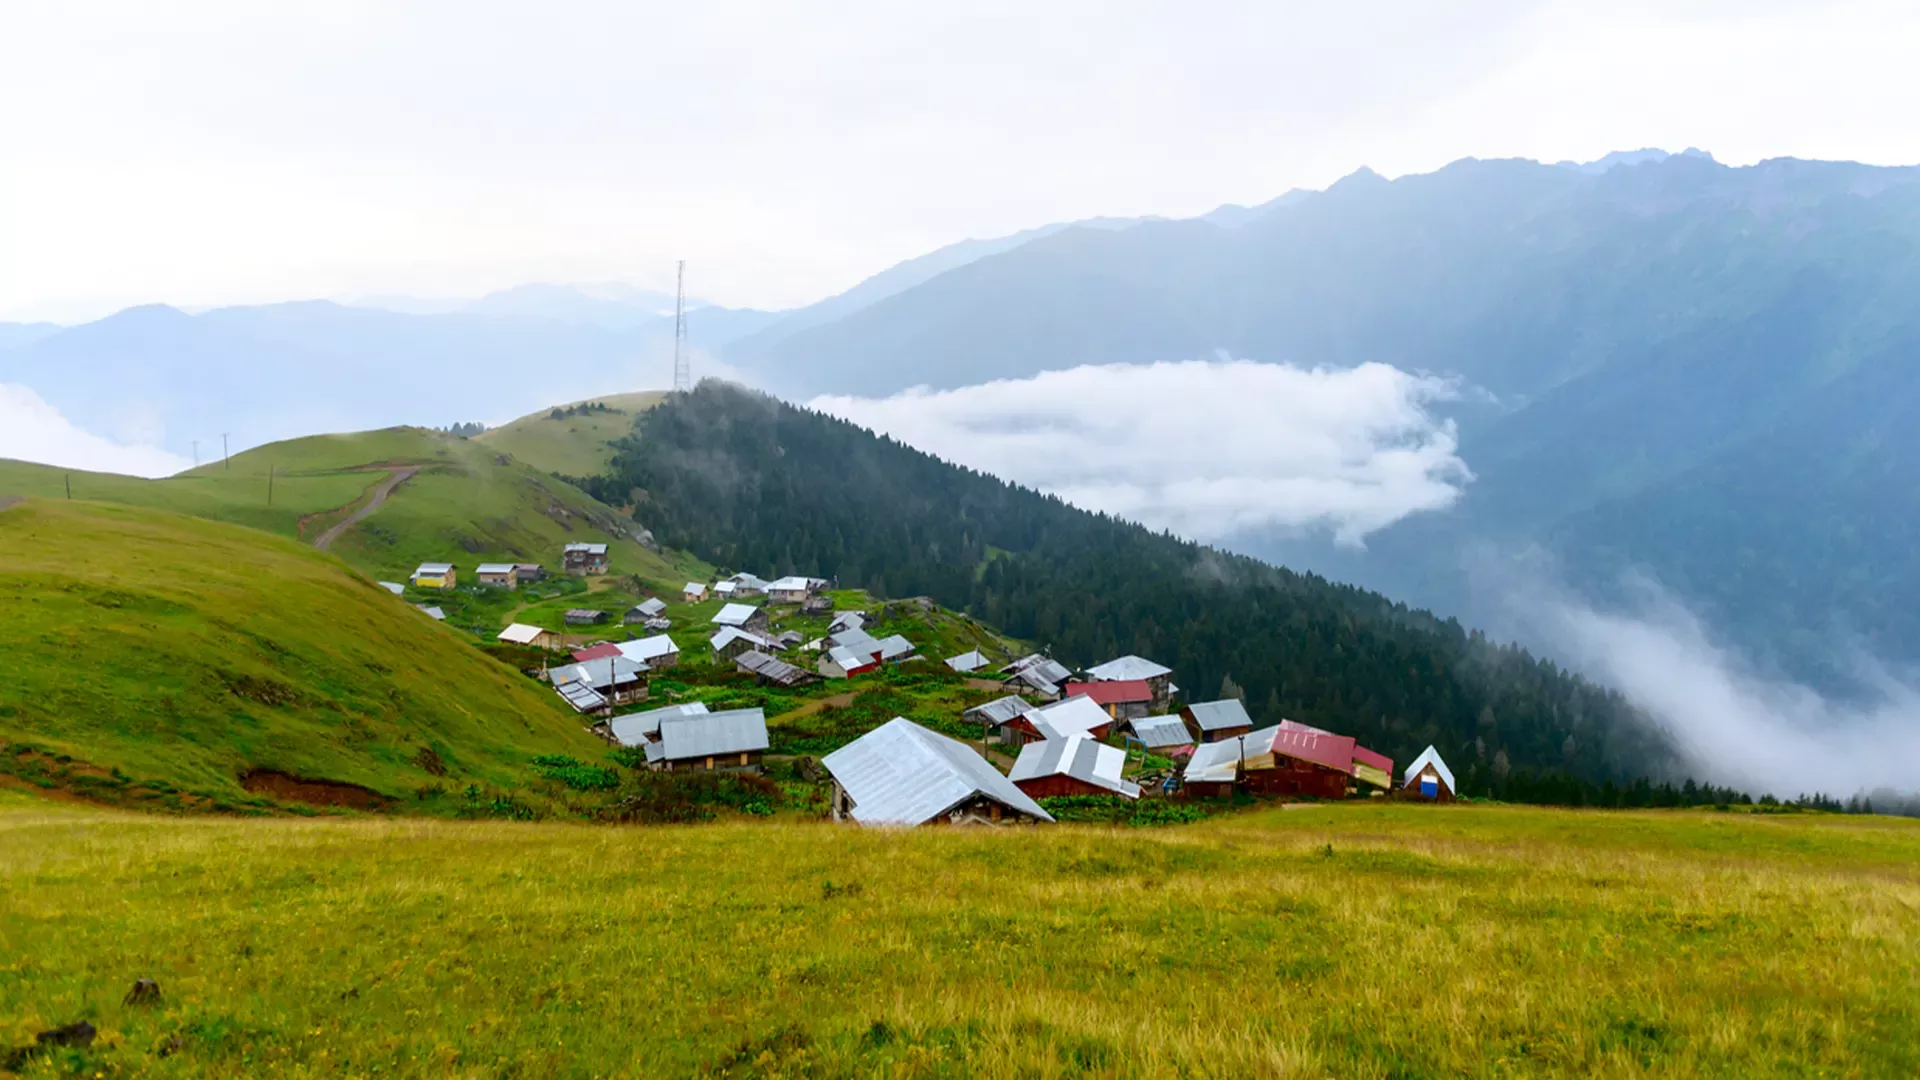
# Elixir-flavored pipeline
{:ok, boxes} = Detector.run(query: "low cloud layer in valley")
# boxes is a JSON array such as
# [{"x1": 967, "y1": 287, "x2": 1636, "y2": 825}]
[
  {"x1": 810, "y1": 359, "x2": 1471, "y2": 545},
  {"x1": 1508, "y1": 571, "x2": 1920, "y2": 801},
  {"x1": 0, "y1": 383, "x2": 189, "y2": 478}
]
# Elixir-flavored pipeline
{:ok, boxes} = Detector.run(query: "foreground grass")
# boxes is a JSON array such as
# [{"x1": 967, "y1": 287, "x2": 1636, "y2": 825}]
[{"x1": 2, "y1": 803, "x2": 1915, "y2": 1078}]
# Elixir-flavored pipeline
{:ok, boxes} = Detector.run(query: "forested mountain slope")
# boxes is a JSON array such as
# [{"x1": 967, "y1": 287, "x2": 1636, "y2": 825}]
[{"x1": 582, "y1": 382, "x2": 1675, "y2": 788}]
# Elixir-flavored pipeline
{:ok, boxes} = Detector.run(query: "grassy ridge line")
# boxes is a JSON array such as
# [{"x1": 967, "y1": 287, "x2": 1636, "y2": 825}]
[
  {"x1": 0, "y1": 499, "x2": 604, "y2": 808},
  {"x1": 475, "y1": 391, "x2": 666, "y2": 478},
  {"x1": 1, "y1": 802, "x2": 1915, "y2": 1077}
]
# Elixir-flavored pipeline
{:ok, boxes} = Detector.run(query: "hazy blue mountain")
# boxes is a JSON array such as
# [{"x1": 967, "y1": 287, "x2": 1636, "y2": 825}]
[
  {"x1": 717, "y1": 151, "x2": 1920, "y2": 681},
  {"x1": 1554, "y1": 147, "x2": 1715, "y2": 174},
  {"x1": 0, "y1": 300, "x2": 755, "y2": 458},
  {"x1": 0, "y1": 322, "x2": 63, "y2": 352}
]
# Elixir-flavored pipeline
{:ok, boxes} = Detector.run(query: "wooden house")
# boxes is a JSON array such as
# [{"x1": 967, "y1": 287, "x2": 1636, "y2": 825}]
[
  {"x1": 962, "y1": 696, "x2": 1033, "y2": 742},
  {"x1": 1124, "y1": 714, "x2": 1194, "y2": 753},
  {"x1": 1182, "y1": 699, "x2": 1254, "y2": 743},
  {"x1": 474, "y1": 563, "x2": 519, "y2": 589},
  {"x1": 564, "y1": 608, "x2": 609, "y2": 627},
  {"x1": 736, "y1": 650, "x2": 821, "y2": 688},
  {"x1": 514, "y1": 563, "x2": 546, "y2": 584},
  {"x1": 999, "y1": 653, "x2": 1071, "y2": 701},
  {"x1": 710, "y1": 603, "x2": 770, "y2": 633},
  {"x1": 1402, "y1": 746, "x2": 1456, "y2": 801},
  {"x1": 683, "y1": 581, "x2": 709, "y2": 603},
  {"x1": 819, "y1": 643, "x2": 881, "y2": 679},
  {"x1": 563, "y1": 542, "x2": 609, "y2": 576},
  {"x1": 496, "y1": 622, "x2": 557, "y2": 650},
  {"x1": 711, "y1": 626, "x2": 779, "y2": 662},
  {"x1": 766, "y1": 576, "x2": 825, "y2": 605},
  {"x1": 999, "y1": 695, "x2": 1113, "y2": 747},
  {"x1": 552, "y1": 655, "x2": 649, "y2": 708},
  {"x1": 624, "y1": 597, "x2": 668, "y2": 625},
  {"x1": 1009, "y1": 736, "x2": 1142, "y2": 800},
  {"x1": 643, "y1": 708, "x2": 768, "y2": 773},
  {"x1": 821, "y1": 717, "x2": 1054, "y2": 826},
  {"x1": 410, "y1": 562, "x2": 457, "y2": 590},
  {"x1": 1084, "y1": 655, "x2": 1176, "y2": 711},
  {"x1": 615, "y1": 633, "x2": 680, "y2": 670},
  {"x1": 1063, "y1": 679, "x2": 1152, "y2": 721},
  {"x1": 946, "y1": 649, "x2": 991, "y2": 674},
  {"x1": 608, "y1": 702, "x2": 709, "y2": 747}
]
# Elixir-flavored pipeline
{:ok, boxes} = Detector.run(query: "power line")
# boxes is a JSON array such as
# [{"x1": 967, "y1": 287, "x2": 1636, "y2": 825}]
[{"x1": 672, "y1": 260, "x2": 690, "y2": 392}]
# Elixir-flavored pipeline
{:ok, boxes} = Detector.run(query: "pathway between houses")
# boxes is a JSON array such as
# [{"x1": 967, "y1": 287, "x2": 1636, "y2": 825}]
[{"x1": 311, "y1": 467, "x2": 418, "y2": 551}]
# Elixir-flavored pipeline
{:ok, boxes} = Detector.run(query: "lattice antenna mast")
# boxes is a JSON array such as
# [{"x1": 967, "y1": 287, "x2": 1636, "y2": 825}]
[{"x1": 671, "y1": 260, "x2": 690, "y2": 392}]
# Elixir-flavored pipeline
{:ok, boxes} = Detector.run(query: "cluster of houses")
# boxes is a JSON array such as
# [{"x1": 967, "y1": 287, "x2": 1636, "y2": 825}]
[
  {"x1": 399, "y1": 542, "x2": 607, "y2": 593},
  {"x1": 817, "y1": 651, "x2": 1458, "y2": 826}
]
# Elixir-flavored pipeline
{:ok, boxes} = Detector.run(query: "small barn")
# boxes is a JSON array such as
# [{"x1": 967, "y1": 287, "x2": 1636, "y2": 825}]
[
  {"x1": 711, "y1": 603, "x2": 770, "y2": 633},
  {"x1": 496, "y1": 622, "x2": 556, "y2": 650},
  {"x1": 625, "y1": 597, "x2": 668, "y2": 625},
  {"x1": 684, "y1": 582, "x2": 709, "y2": 602},
  {"x1": 644, "y1": 708, "x2": 769, "y2": 773},
  {"x1": 821, "y1": 717, "x2": 1054, "y2": 826},
  {"x1": 616, "y1": 633, "x2": 680, "y2": 670},
  {"x1": 1183, "y1": 699, "x2": 1255, "y2": 743},
  {"x1": 946, "y1": 649, "x2": 991, "y2": 674},
  {"x1": 1000, "y1": 694, "x2": 1113, "y2": 746},
  {"x1": 1009, "y1": 736, "x2": 1142, "y2": 800},
  {"x1": 829, "y1": 611, "x2": 866, "y2": 633},
  {"x1": 564, "y1": 608, "x2": 608, "y2": 627},
  {"x1": 962, "y1": 696, "x2": 1032, "y2": 741},
  {"x1": 736, "y1": 650, "x2": 821, "y2": 688},
  {"x1": 563, "y1": 542, "x2": 610, "y2": 576},
  {"x1": 474, "y1": 563, "x2": 519, "y2": 589},
  {"x1": 1126, "y1": 714, "x2": 1194, "y2": 753},
  {"x1": 766, "y1": 575, "x2": 824, "y2": 604},
  {"x1": 819, "y1": 643, "x2": 881, "y2": 679},
  {"x1": 609, "y1": 701, "x2": 709, "y2": 747},
  {"x1": 711, "y1": 626, "x2": 779, "y2": 662},
  {"x1": 1402, "y1": 746, "x2": 1456, "y2": 801},
  {"x1": 727, "y1": 572, "x2": 770, "y2": 596},
  {"x1": 873, "y1": 634, "x2": 917, "y2": 663},
  {"x1": 552, "y1": 655, "x2": 649, "y2": 707},
  {"x1": 410, "y1": 562, "x2": 457, "y2": 590},
  {"x1": 1000, "y1": 653, "x2": 1071, "y2": 701},
  {"x1": 514, "y1": 563, "x2": 546, "y2": 584}
]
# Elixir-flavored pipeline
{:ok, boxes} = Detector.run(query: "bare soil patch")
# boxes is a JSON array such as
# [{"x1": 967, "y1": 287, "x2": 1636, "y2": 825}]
[{"x1": 241, "y1": 769, "x2": 388, "y2": 810}]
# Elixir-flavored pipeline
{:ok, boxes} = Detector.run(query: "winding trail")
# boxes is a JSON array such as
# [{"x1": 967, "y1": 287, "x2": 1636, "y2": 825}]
[{"x1": 313, "y1": 467, "x2": 418, "y2": 551}]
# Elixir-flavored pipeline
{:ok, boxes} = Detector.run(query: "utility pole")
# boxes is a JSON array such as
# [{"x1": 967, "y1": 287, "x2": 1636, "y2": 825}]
[
  {"x1": 191, "y1": 440, "x2": 199, "y2": 468},
  {"x1": 222, "y1": 433, "x2": 230, "y2": 469},
  {"x1": 671, "y1": 260, "x2": 690, "y2": 392},
  {"x1": 267, "y1": 464, "x2": 274, "y2": 506},
  {"x1": 64, "y1": 474, "x2": 71, "y2": 500}
]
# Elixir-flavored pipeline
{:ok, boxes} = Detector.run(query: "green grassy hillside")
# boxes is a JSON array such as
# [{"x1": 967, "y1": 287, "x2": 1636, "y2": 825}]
[
  {"x1": 0, "y1": 426, "x2": 692, "y2": 588},
  {"x1": 0, "y1": 499, "x2": 606, "y2": 811},
  {"x1": 2, "y1": 801, "x2": 1914, "y2": 1077},
  {"x1": 476, "y1": 390, "x2": 665, "y2": 477}
]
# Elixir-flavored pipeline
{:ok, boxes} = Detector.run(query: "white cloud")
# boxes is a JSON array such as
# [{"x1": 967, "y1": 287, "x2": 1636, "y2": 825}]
[
  {"x1": 1518, "y1": 572, "x2": 1920, "y2": 798},
  {"x1": 809, "y1": 358, "x2": 1471, "y2": 545},
  {"x1": 0, "y1": 384, "x2": 190, "y2": 478}
]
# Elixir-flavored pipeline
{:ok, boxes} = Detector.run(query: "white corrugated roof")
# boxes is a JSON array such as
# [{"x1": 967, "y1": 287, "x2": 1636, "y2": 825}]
[
  {"x1": 822, "y1": 718, "x2": 1054, "y2": 826},
  {"x1": 475, "y1": 563, "x2": 516, "y2": 574},
  {"x1": 413, "y1": 562, "x2": 454, "y2": 574},
  {"x1": 1008, "y1": 736, "x2": 1142, "y2": 798},
  {"x1": 710, "y1": 626, "x2": 777, "y2": 653},
  {"x1": 555, "y1": 681, "x2": 607, "y2": 713},
  {"x1": 1087, "y1": 655, "x2": 1172, "y2": 681},
  {"x1": 711, "y1": 603, "x2": 760, "y2": 627},
  {"x1": 616, "y1": 634, "x2": 679, "y2": 662},
  {"x1": 1024, "y1": 695, "x2": 1111, "y2": 740},
  {"x1": 684, "y1": 582, "x2": 708, "y2": 595},
  {"x1": 874, "y1": 634, "x2": 916, "y2": 660},
  {"x1": 767, "y1": 575, "x2": 816, "y2": 592},
  {"x1": 1403, "y1": 745, "x2": 1456, "y2": 791},
  {"x1": 1186, "y1": 699, "x2": 1254, "y2": 732},
  {"x1": 945, "y1": 649, "x2": 990, "y2": 672},
  {"x1": 657, "y1": 708, "x2": 768, "y2": 761},
  {"x1": 377, "y1": 581, "x2": 405, "y2": 595},
  {"x1": 496, "y1": 623, "x2": 546, "y2": 645},
  {"x1": 1130, "y1": 715, "x2": 1193, "y2": 749},
  {"x1": 564, "y1": 543, "x2": 608, "y2": 554},
  {"x1": 963, "y1": 696, "x2": 1032, "y2": 725},
  {"x1": 636, "y1": 597, "x2": 667, "y2": 616},
  {"x1": 609, "y1": 702, "x2": 708, "y2": 746}
]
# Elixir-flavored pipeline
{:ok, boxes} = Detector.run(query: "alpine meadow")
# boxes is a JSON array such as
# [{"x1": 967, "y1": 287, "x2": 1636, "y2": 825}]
[{"x1": 6, "y1": 5, "x2": 1920, "y2": 1076}]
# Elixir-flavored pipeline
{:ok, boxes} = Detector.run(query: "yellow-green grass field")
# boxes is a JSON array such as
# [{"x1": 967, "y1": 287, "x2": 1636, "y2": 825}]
[
  {"x1": 476, "y1": 391, "x2": 667, "y2": 478},
  {"x1": 0, "y1": 499, "x2": 604, "y2": 810},
  {"x1": 2, "y1": 800, "x2": 1915, "y2": 1078}
]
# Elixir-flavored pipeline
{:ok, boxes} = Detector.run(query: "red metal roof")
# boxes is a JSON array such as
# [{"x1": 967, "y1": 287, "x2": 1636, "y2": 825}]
[
  {"x1": 1352, "y1": 743, "x2": 1393, "y2": 776},
  {"x1": 572, "y1": 643, "x2": 622, "y2": 662},
  {"x1": 1064, "y1": 679, "x2": 1152, "y2": 706},
  {"x1": 1266, "y1": 727, "x2": 1357, "y2": 774}
]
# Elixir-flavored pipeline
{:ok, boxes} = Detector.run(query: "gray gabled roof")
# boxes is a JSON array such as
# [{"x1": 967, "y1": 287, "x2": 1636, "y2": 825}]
[
  {"x1": 377, "y1": 581, "x2": 405, "y2": 595},
  {"x1": 609, "y1": 701, "x2": 709, "y2": 746},
  {"x1": 1186, "y1": 698, "x2": 1254, "y2": 732},
  {"x1": 822, "y1": 718, "x2": 1053, "y2": 826},
  {"x1": 1130, "y1": 715, "x2": 1193, "y2": 749},
  {"x1": 555, "y1": 681, "x2": 608, "y2": 713},
  {"x1": 416, "y1": 606, "x2": 446, "y2": 621},
  {"x1": 736, "y1": 651, "x2": 813, "y2": 685},
  {"x1": 636, "y1": 597, "x2": 667, "y2": 616},
  {"x1": 711, "y1": 626, "x2": 778, "y2": 653},
  {"x1": 1086, "y1": 655, "x2": 1172, "y2": 681},
  {"x1": 963, "y1": 696, "x2": 1032, "y2": 726},
  {"x1": 475, "y1": 563, "x2": 517, "y2": 575},
  {"x1": 564, "y1": 543, "x2": 608, "y2": 555},
  {"x1": 1009, "y1": 736, "x2": 1141, "y2": 799},
  {"x1": 1001, "y1": 653, "x2": 1072, "y2": 687},
  {"x1": 829, "y1": 627, "x2": 878, "y2": 651},
  {"x1": 551, "y1": 655, "x2": 646, "y2": 691},
  {"x1": 1022, "y1": 694, "x2": 1112, "y2": 740},
  {"x1": 712, "y1": 603, "x2": 761, "y2": 627},
  {"x1": 657, "y1": 708, "x2": 769, "y2": 761},
  {"x1": 874, "y1": 634, "x2": 916, "y2": 661},
  {"x1": 830, "y1": 611, "x2": 866, "y2": 632},
  {"x1": 945, "y1": 649, "x2": 990, "y2": 673},
  {"x1": 1004, "y1": 666, "x2": 1061, "y2": 697}
]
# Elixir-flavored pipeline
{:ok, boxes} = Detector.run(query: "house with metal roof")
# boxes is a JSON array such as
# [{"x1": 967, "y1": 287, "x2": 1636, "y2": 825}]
[
  {"x1": 1125, "y1": 714, "x2": 1195, "y2": 752},
  {"x1": 562, "y1": 542, "x2": 610, "y2": 576},
  {"x1": 496, "y1": 622, "x2": 556, "y2": 649},
  {"x1": 1009, "y1": 736, "x2": 1142, "y2": 800},
  {"x1": 822, "y1": 717, "x2": 1054, "y2": 827},
  {"x1": 1402, "y1": 746, "x2": 1456, "y2": 801},
  {"x1": 683, "y1": 581, "x2": 709, "y2": 602},
  {"x1": 1279, "y1": 720, "x2": 1393, "y2": 791},
  {"x1": 711, "y1": 626, "x2": 780, "y2": 661},
  {"x1": 625, "y1": 597, "x2": 668, "y2": 625},
  {"x1": 609, "y1": 701, "x2": 709, "y2": 747},
  {"x1": 514, "y1": 563, "x2": 546, "y2": 584},
  {"x1": 1064, "y1": 679, "x2": 1153, "y2": 720},
  {"x1": 1180, "y1": 722, "x2": 1363, "y2": 799},
  {"x1": 828, "y1": 627, "x2": 878, "y2": 651},
  {"x1": 1182, "y1": 699, "x2": 1254, "y2": 743},
  {"x1": 564, "y1": 608, "x2": 609, "y2": 627},
  {"x1": 1000, "y1": 694, "x2": 1114, "y2": 746},
  {"x1": 710, "y1": 602, "x2": 769, "y2": 632},
  {"x1": 820, "y1": 643, "x2": 881, "y2": 679},
  {"x1": 556, "y1": 680, "x2": 609, "y2": 714},
  {"x1": 727, "y1": 572, "x2": 770, "y2": 595},
  {"x1": 552, "y1": 654, "x2": 648, "y2": 707},
  {"x1": 615, "y1": 633, "x2": 680, "y2": 670},
  {"x1": 736, "y1": 650, "x2": 820, "y2": 688},
  {"x1": 945, "y1": 649, "x2": 991, "y2": 673},
  {"x1": 377, "y1": 581, "x2": 405, "y2": 596},
  {"x1": 475, "y1": 563, "x2": 519, "y2": 589},
  {"x1": 962, "y1": 695, "x2": 1032, "y2": 738},
  {"x1": 829, "y1": 611, "x2": 866, "y2": 633},
  {"x1": 645, "y1": 708, "x2": 769, "y2": 773},
  {"x1": 1181, "y1": 737, "x2": 1246, "y2": 797},
  {"x1": 1085, "y1": 655, "x2": 1176, "y2": 710},
  {"x1": 873, "y1": 634, "x2": 917, "y2": 662},
  {"x1": 766, "y1": 576, "x2": 825, "y2": 604},
  {"x1": 573, "y1": 643, "x2": 622, "y2": 662},
  {"x1": 410, "y1": 562, "x2": 457, "y2": 590}
]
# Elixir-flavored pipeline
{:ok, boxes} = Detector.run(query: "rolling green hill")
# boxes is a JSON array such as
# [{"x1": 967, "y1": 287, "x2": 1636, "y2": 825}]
[
  {"x1": 0, "y1": 425, "x2": 695, "y2": 590},
  {"x1": 476, "y1": 391, "x2": 665, "y2": 478},
  {"x1": 0, "y1": 498, "x2": 607, "y2": 811}
]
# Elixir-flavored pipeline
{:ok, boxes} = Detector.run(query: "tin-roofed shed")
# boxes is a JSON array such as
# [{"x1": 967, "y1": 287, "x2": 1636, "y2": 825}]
[
  {"x1": 1009, "y1": 736, "x2": 1142, "y2": 800},
  {"x1": 651, "y1": 708, "x2": 769, "y2": 773},
  {"x1": 822, "y1": 718, "x2": 1053, "y2": 827}
]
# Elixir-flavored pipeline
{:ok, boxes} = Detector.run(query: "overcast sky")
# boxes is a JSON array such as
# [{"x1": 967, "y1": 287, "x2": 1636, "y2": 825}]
[{"x1": 3, "y1": 0, "x2": 1915, "y2": 322}]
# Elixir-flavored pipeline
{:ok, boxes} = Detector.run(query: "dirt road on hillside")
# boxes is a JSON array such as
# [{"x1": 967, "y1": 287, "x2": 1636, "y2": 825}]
[{"x1": 313, "y1": 467, "x2": 418, "y2": 551}]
